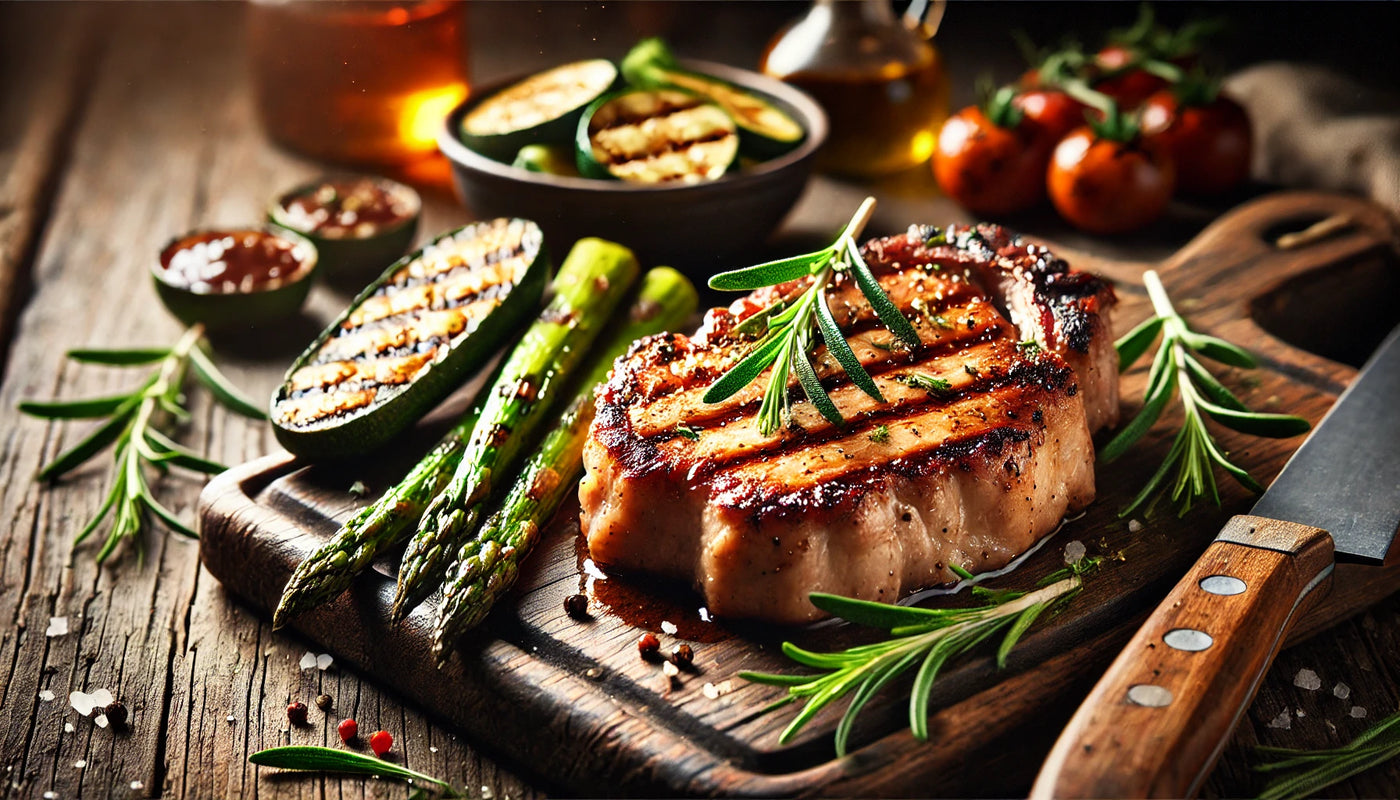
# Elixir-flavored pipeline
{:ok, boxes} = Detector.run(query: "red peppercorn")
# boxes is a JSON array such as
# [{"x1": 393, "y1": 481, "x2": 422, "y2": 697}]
[
  {"x1": 637, "y1": 632, "x2": 660, "y2": 660},
  {"x1": 369, "y1": 729, "x2": 393, "y2": 757},
  {"x1": 337, "y1": 718, "x2": 358, "y2": 743},
  {"x1": 286, "y1": 701, "x2": 308, "y2": 726}
]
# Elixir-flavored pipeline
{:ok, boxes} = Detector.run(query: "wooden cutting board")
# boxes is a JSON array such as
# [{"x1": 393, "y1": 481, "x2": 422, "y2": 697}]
[{"x1": 199, "y1": 191, "x2": 1400, "y2": 797}]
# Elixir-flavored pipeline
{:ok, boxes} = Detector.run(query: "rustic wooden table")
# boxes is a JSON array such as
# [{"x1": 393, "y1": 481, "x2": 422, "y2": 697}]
[{"x1": 3, "y1": 3, "x2": 1398, "y2": 798}]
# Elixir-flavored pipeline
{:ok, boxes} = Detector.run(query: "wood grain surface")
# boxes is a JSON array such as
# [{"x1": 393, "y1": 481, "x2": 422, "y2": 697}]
[{"x1": 3, "y1": 3, "x2": 1400, "y2": 799}]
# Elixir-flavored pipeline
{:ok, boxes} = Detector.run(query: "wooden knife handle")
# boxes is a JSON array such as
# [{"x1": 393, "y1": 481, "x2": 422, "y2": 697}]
[{"x1": 1031, "y1": 515, "x2": 1335, "y2": 799}]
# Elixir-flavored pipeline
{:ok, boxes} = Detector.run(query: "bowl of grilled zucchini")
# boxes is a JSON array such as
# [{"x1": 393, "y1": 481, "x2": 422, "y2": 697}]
[{"x1": 438, "y1": 40, "x2": 826, "y2": 273}]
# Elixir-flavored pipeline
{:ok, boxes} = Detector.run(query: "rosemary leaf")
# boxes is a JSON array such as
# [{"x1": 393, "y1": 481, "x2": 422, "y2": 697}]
[
  {"x1": 249, "y1": 745, "x2": 454, "y2": 793},
  {"x1": 66, "y1": 347, "x2": 170, "y2": 365},
  {"x1": 708, "y1": 250, "x2": 830, "y2": 291},
  {"x1": 1254, "y1": 711, "x2": 1400, "y2": 800},
  {"x1": 1107, "y1": 270, "x2": 1309, "y2": 517}
]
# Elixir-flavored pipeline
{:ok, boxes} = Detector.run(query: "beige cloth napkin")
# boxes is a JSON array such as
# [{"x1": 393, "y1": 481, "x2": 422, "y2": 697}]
[{"x1": 1227, "y1": 62, "x2": 1400, "y2": 213}]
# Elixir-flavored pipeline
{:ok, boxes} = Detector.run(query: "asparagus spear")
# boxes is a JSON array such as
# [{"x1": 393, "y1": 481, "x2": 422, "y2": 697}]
[
  {"x1": 271, "y1": 372, "x2": 494, "y2": 629},
  {"x1": 431, "y1": 267, "x2": 697, "y2": 663},
  {"x1": 391, "y1": 239, "x2": 641, "y2": 621}
]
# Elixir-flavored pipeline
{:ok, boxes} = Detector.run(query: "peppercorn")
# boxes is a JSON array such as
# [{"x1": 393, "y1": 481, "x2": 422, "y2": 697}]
[
  {"x1": 563, "y1": 593, "x2": 589, "y2": 620},
  {"x1": 337, "y1": 718, "x2": 358, "y2": 743},
  {"x1": 103, "y1": 701, "x2": 128, "y2": 727},
  {"x1": 369, "y1": 729, "x2": 393, "y2": 757},
  {"x1": 671, "y1": 644, "x2": 694, "y2": 668},
  {"x1": 637, "y1": 632, "x2": 660, "y2": 660},
  {"x1": 286, "y1": 701, "x2": 308, "y2": 726},
  {"x1": 315, "y1": 693, "x2": 333, "y2": 711}
]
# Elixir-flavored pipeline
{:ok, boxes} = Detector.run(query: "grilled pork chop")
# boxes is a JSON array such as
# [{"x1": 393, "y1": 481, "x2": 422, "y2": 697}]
[{"x1": 579, "y1": 224, "x2": 1117, "y2": 623}]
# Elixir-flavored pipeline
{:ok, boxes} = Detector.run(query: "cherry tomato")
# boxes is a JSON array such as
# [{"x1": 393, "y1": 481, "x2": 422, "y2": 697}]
[
  {"x1": 933, "y1": 106, "x2": 1047, "y2": 216},
  {"x1": 1013, "y1": 89, "x2": 1088, "y2": 147},
  {"x1": 1141, "y1": 90, "x2": 1252, "y2": 195},
  {"x1": 1047, "y1": 126, "x2": 1175, "y2": 234},
  {"x1": 1092, "y1": 45, "x2": 1168, "y2": 109}
]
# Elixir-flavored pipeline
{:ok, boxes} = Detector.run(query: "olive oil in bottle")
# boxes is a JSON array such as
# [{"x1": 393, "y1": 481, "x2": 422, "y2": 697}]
[{"x1": 761, "y1": 0, "x2": 950, "y2": 178}]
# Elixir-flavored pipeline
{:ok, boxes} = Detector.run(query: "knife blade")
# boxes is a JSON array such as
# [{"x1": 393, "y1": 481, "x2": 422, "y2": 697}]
[{"x1": 1031, "y1": 323, "x2": 1400, "y2": 799}]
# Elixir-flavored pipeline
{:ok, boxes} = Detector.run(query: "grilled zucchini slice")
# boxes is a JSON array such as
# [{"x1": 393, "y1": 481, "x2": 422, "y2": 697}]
[
  {"x1": 271, "y1": 218, "x2": 550, "y2": 459},
  {"x1": 511, "y1": 143, "x2": 580, "y2": 176},
  {"x1": 459, "y1": 59, "x2": 619, "y2": 161},
  {"x1": 575, "y1": 88, "x2": 739, "y2": 184},
  {"x1": 621, "y1": 38, "x2": 805, "y2": 158}
]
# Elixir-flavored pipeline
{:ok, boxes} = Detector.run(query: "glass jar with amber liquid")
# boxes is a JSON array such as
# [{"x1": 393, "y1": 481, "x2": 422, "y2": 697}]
[
  {"x1": 761, "y1": 0, "x2": 949, "y2": 178},
  {"x1": 248, "y1": 0, "x2": 470, "y2": 167}
]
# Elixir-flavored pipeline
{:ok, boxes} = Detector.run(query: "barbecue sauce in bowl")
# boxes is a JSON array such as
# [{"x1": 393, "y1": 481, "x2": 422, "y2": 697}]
[
  {"x1": 269, "y1": 176, "x2": 420, "y2": 288},
  {"x1": 153, "y1": 228, "x2": 318, "y2": 331}
]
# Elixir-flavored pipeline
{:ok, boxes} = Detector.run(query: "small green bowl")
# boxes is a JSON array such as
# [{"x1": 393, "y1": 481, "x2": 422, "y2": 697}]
[
  {"x1": 267, "y1": 175, "x2": 421, "y2": 290},
  {"x1": 152, "y1": 227, "x2": 319, "y2": 332}
]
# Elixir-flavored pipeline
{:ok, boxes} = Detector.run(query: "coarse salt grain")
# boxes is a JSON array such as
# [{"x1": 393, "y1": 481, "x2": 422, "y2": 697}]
[
  {"x1": 429, "y1": 746, "x2": 438, "y2": 753},
  {"x1": 316, "y1": 654, "x2": 333, "y2": 671},
  {"x1": 43, "y1": 792, "x2": 57, "y2": 799},
  {"x1": 90, "y1": 688, "x2": 113, "y2": 708},
  {"x1": 299, "y1": 651, "x2": 317, "y2": 670},
  {"x1": 1296, "y1": 709, "x2": 1306, "y2": 718},
  {"x1": 64, "y1": 723, "x2": 74, "y2": 733},
  {"x1": 94, "y1": 714, "x2": 109, "y2": 728},
  {"x1": 131, "y1": 780, "x2": 144, "y2": 790},
  {"x1": 38, "y1": 690, "x2": 54, "y2": 702},
  {"x1": 702, "y1": 683, "x2": 720, "y2": 699},
  {"x1": 1351, "y1": 705, "x2": 1368, "y2": 719},
  {"x1": 1333, "y1": 682, "x2": 1351, "y2": 700},
  {"x1": 662, "y1": 661, "x2": 679, "y2": 678},
  {"x1": 660, "y1": 621, "x2": 678, "y2": 635},
  {"x1": 70, "y1": 692, "x2": 96, "y2": 717},
  {"x1": 1293, "y1": 668, "x2": 1321, "y2": 691},
  {"x1": 1267, "y1": 710, "x2": 1292, "y2": 730},
  {"x1": 1063, "y1": 540, "x2": 1087, "y2": 565},
  {"x1": 74, "y1": 760, "x2": 87, "y2": 769},
  {"x1": 226, "y1": 714, "x2": 235, "y2": 724},
  {"x1": 46, "y1": 617, "x2": 69, "y2": 637},
  {"x1": 1127, "y1": 519, "x2": 1143, "y2": 533}
]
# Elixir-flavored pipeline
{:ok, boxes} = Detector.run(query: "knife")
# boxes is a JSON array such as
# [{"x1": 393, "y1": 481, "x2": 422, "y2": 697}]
[{"x1": 1032, "y1": 323, "x2": 1400, "y2": 799}]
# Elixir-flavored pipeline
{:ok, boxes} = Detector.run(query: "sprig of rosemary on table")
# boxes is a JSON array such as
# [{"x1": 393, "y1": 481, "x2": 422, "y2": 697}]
[
  {"x1": 703, "y1": 197, "x2": 920, "y2": 435},
  {"x1": 18, "y1": 324, "x2": 264, "y2": 562},
  {"x1": 1253, "y1": 710, "x2": 1400, "y2": 800},
  {"x1": 1103, "y1": 270, "x2": 1310, "y2": 518},
  {"x1": 740, "y1": 561, "x2": 1093, "y2": 756},
  {"x1": 249, "y1": 746, "x2": 459, "y2": 796}
]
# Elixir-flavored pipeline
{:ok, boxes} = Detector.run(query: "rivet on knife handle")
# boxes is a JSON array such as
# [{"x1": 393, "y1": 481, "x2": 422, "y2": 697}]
[{"x1": 1030, "y1": 515, "x2": 1334, "y2": 799}]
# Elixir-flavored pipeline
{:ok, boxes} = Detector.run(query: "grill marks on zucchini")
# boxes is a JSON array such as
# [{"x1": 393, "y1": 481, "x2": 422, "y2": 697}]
[
  {"x1": 579, "y1": 89, "x2": 739, "y2": 184},
  {"x1": 273, "y1": 219, "x2": 542, "y2": 434},
  {"x1": 460, "y1": 59, "x2": 619, "y2": 161}
]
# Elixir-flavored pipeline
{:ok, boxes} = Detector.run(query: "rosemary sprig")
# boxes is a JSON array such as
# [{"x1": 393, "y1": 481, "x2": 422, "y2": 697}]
[
  {"x1": 249, "y1": 746, "x2": 459, "y2": 795},
  {"x1": 703, "y1": 197, "x2": 920, "y2": 435},
  {"x1": 19, "y1": 325, "x2": 264, "y2": 562},
  {"x1": 1103, "y1": 270, "x2": 1310, "y2": 518},
  {"x1": 1253, "y1": 710, "x2": 1400, "y2": 800},
  {"x1": 740, "y1": 563, "x2": 1091, "y2": 756}
]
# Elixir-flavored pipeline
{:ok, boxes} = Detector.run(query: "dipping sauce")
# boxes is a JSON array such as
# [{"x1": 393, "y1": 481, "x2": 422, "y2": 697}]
[
  {"x1": 157, "y1": 229, "x2": 315, "y2": 295},
  {"x1": 273, "y1": 178, "x2": 420, "y2": 240}
]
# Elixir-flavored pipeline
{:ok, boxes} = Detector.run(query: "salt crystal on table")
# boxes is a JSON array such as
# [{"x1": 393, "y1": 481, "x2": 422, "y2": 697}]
[
  {"x1": 429, "y1": 746, "x2": 438, "y2": 754},
  {"x1": 1063, "y1": 540, "x2": 1087, "y2": 565},
  {"x1": 46, "y1": 617, "x2": 69, "y2": 637},
  {"x1": 70, "y1": 691, "x2": 96, "y2": 717},
  {"x1": 316, "y1": 654, "x2": 333, "y2": 671},
  {"x1": 131, "y1": 780, "x2": 144, "y2": 790},
  {"x1": 1333, "y1": 682, "x2": 1351, "y2": 700},
  {"x1": 73, "y1": 760, "x2": 86, "y2": 769},
  {"x1": 1351, "y1": 705, "x2": 1368, "y2": 719},
  {"x1": 1128, "y1": 519, "x2": 1143, "y2": 533},
  {"x1": 702, "y1": 683, "x2": 720, "y2": 699},
  {"x1": 64, "y1": 723, "x2": 74, "y2": 733},
  {"x1": 90, "y1": 688, "x2": 113, "y2": 707},
  {"x1": 226, "y1": 714, "x2": 235, "y2": 724},
  {"x1": 94, "y1": 714, "x2": 109, "y2": 728},
  {"x1": 43, "y1": 792, "x2": 57, "y2": 799},
  {"x1": 1293, "y1": 668, "x2": 1322, "y2": 690},
  {"x1": 299, "y1": 651, "x2": 317, "y2": 670},
  {"x1": 1267, "y1": 710, "x2": 1292, "y2": 730},
  {"x1": 38, "y1": 690, "x2": 54, "y2": 702},
  {"x1": 660, "y1": 621, "x2": 678, "y2": 635},
  {"x1": 1296, "y1": 709, "x2": 1306, "y2": 718}
]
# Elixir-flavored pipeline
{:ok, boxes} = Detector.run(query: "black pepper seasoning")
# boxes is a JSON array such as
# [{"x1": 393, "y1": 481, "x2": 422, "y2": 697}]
[
  {"x1": 564, "y1": 593, "x2": 590, "y2": 620},
  {"x1": 315, "y1": 694, "x2": 333, "y2": 711},
  {"x1": 671, "y1": 644, "x2": 694, "y2": 668},
  {"x1": 104, "y1": 701, "x2": 128, "y2": 727}
]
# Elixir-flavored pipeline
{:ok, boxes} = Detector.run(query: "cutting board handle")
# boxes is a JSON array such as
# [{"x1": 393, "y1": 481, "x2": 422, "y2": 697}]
[{"x1": 1030, "y1": 515, "x2": 1334, "y2": 799}]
